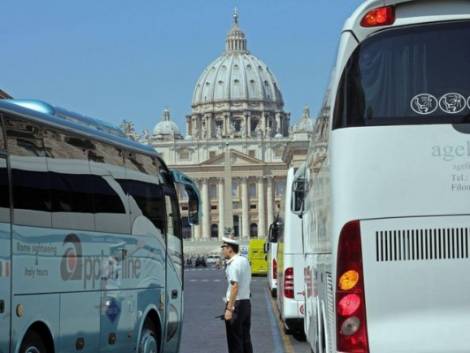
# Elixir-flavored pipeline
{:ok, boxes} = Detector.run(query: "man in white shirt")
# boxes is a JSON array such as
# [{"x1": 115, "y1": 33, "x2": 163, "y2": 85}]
[{"x1": 222, "y1": 236, "x2": 253, "y2": 353}]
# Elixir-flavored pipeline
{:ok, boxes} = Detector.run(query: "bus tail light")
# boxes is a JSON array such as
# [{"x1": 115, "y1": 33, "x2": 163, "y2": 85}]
[
  {"x1": 284, "y1": 267, "x2": 294, "y2": 299},
  {"x1": 273, "y1": 259, "x2": 277, "y2": 279},
  {"x1": 336, "y1": 221, "x2": 369, "y2": 353},
  {"x1": 360, "y1": 6, "x2": 395, "y2": 27}
]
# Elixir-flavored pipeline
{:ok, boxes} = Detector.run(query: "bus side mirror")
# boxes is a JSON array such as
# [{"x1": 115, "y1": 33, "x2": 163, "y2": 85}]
[
  {"x1": 268, "y1": 224, "x2": 277, "y2": 243},
  {"x1": 187, "y1": 189, "x2": 200, "y2": 225},
  {"x1": 291, "y1": 179, "x2": 306, "y2": 217}
]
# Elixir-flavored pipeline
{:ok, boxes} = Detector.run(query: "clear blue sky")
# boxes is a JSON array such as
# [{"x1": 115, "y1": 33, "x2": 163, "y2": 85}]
[{"x1": 0, "y1": 0, "x2": 362, "y2": 134}]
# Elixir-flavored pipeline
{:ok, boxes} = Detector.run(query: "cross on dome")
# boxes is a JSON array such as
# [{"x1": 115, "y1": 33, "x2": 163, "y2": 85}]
[
  {"x1": 226, "y1": 8, "x2": 247, "y2": 53},
  {"x1": 233, "y1": 8, "x2": 239, "y2": 25}
]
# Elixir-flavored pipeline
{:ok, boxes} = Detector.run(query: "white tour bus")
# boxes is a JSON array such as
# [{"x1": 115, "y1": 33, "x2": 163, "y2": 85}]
[
  {"x1": 0, "y1": 99, "x2": 200, "y2": 353},
  {"x1": 276, "y1": 167, "x2": 304, "y2": 335},
  {"x1": 294, "y1": 1, "x2": 470, "y2": 352}
]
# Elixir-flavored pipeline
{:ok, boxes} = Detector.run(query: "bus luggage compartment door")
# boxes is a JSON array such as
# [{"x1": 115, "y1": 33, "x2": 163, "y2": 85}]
[{"x1": 360, "y1": 216, "x2": 470, "y2": 353}]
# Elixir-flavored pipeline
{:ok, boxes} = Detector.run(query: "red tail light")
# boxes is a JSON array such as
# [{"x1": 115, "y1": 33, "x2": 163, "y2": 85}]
[
  {"x1": 336, "y1": 221, "x2": 369, "y2": 353},
  {"x1": 360, "y1": 6, "x2": 395, "y2": 27},
  {"x1": 273, "y1": 259, "x2": 277, "y2": 279},
  {"x1": 284, "y1": 267, "x2": 294, "y2": 299}
]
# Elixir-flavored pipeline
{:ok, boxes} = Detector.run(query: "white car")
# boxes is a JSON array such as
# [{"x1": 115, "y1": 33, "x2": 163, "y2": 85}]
[{"x1": 206, "y1": 255, "x2": 221, "y2": 267}]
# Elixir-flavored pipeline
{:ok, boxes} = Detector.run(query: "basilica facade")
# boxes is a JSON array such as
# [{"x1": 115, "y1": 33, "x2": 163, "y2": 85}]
[{"x1": 146, "y1": 11, "x2": 313, "y2": 241}]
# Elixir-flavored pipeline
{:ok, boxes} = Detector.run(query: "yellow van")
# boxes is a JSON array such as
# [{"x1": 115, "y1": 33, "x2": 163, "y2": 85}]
[{"x1": 248, "y1": 239, "x2": 268, "y2": 275}]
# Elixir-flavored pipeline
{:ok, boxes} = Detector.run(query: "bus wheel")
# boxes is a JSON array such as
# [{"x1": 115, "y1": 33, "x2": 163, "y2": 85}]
[
  {"x1": 20, "y1": 331, "x2": 47, "y2": 353},
  {"x1": 139, "y1": 319, "x2": 159, "y2": 353}
]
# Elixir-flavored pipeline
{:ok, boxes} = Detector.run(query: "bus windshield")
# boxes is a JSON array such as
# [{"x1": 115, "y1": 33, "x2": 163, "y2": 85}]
[{"x1": 334, "y1": 20, "x2": 470, "y2": 128}]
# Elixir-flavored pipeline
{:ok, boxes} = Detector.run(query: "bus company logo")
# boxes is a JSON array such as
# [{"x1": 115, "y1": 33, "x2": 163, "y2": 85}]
[
  {"x1": 61, "y1": 233, "x2": 82, "y2": 281},
  {"x1": 411, "y1": 93, "x2": 438, "y2": 115},
  {"x1": 439, "y1": 93, "x2": 466, "y2": 114},
  {"x1": 432, "y1": 141, "x2": 470, "y2": 162}
]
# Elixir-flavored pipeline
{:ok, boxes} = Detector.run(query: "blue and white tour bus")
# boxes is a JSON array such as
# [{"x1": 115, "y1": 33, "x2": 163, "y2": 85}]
[{"x1": 0, "y1": 99, "x2": 200, "y2": 353}]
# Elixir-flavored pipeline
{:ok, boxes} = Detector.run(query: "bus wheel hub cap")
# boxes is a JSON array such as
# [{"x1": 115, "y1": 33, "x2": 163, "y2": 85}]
[{"x1": 140, "y1": 332, "x2": 157, "y2": 353}]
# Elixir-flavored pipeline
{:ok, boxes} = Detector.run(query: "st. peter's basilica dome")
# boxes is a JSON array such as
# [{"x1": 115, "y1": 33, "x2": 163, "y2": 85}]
[{"x1": 192, "y1": 10, "x2": 283, "y2": 109}]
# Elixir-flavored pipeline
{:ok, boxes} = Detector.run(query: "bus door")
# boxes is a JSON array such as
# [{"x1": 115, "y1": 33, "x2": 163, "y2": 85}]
[
  {"x1": 163, "y1": 190, "x2": 183, "y2": 353},
  {"x1": 0, "y1": 122, "x2": 11, "y2": 353}
]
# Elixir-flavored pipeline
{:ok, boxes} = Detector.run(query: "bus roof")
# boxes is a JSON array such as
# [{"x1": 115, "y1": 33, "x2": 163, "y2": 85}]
[{"x1": 0, "y1": 99, "x2": 159, "y2": 157}]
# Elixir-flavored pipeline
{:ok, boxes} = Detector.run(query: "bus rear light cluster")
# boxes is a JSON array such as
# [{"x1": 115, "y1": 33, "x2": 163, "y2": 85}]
[
  {"x1": 273, "y1": 258, "x2": 277, "y2": 279},
  {"x1": 284, "y1": 267, "x2": 294, "y2": 299},
  {"x1": 336, "y1": 221, "x2": 369, "y2": 353},
  {"x1": 360, "y1": 6, "x2": 395, "y2": 27}
]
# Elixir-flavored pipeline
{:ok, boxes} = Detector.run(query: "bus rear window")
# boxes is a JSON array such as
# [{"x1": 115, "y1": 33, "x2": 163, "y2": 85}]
[{"x1": 334, "y1": 21, "x2": 470, "y2": 129}]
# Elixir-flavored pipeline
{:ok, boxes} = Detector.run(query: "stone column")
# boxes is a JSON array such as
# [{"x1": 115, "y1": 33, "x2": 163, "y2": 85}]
[
  {"x1": 218, "y1": 178, "x2": 225, "y2": 240},
  {"x1": 201, "y1": 178, "x2": 210, "y2": 239},
  {"x1": 257, "y1": 176, "x2": 266, "y2": 238},
  {"x1": 275, "y1": 113, "x2": 281, "y2": 135},
  {"x1": 241, "y1": 177, "x2": 249, "y2": 239},
  {"x1": 247, "y1": 113, "x2": 251, "y2": 137},
  {"x1": 267, "y1": 176, "x2": 274, "y2": 227},
  {"x1": 193, "y1": 179, "x2": 201, "y2": 240},
  {"x1": 207, "y1": 114, "x2": 213, "y2": 139},
  {"x1": 225, "y1": 114, "x2": 231, "y2": 137}
]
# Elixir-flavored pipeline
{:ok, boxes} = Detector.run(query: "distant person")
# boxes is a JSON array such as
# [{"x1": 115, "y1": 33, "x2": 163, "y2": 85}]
[{"x1": 221, "y1": 236, "x2": 253, "y2": 353}]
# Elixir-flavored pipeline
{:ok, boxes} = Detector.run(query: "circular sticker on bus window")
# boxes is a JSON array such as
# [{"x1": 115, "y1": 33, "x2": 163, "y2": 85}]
[
  {"x1": 410, "y1": 93, "x2": 438, "y2": 115},
  {"x1": 466, "y1": 96, "x2": 470, "y2": 111},
  {"x1": 439, "y1": 93, "x2": 466, "y2": 114}
]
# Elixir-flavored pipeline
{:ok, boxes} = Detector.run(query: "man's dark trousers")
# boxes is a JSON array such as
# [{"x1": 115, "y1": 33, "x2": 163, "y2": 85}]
[{"x1": 225, "y1": 299, "x2": 253, "y2": 353}]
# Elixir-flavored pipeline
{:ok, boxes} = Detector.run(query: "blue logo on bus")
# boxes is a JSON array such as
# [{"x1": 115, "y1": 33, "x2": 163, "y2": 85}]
[{"x1": 105, "y1": 298, "x2": 121, "y2": 323}]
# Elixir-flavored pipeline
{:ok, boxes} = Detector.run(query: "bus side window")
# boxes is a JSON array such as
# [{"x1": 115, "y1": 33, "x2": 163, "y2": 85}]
[
  {"x1": 0, "y1": 114, "x2": 5, "y2": 151},
  {"x1": 0, "y1": 115, "x2": 8, "y2": 223},
  {"x1": 164, "y1": 191, "x2": 182, "y2": 240},
  {"x1": 117, "y1": 179, "x2": 167, "y2": 237},
  {"x1": 5, "y1": 115, "x2": 52, "y2": 227},
  {"x1": 90, "y1": 142, "x2": 129, "y2": 234},
  {"x1": 44, "y1": 128, "x2": 94, "y2": 231},
  {"x1": 0, "y1": 158, "x2": 9, "y2": 223},
  {"x1": 164, "y1": 191, "x2": 183, "y2": 278},
  {"x1": 130, "y1": 153, "x2": 158, "y2": 176}
]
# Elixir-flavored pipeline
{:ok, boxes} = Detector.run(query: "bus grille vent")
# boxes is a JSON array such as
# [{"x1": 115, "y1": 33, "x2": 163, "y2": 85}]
[
  {"x1": 375, "y1": 228, "x2": 469, "y2": 262},
  {"x1": 326, "y1": 272, "x2": 334, "y2": 353}
]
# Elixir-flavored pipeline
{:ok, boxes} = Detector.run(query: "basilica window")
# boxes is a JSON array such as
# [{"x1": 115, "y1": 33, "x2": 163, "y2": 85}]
[
  {"x1": 232, "y1": 181, "x2": 239, "y2": 198},
  {"x1": 248, "y1": 183, "x2": 256, "y2": 198},
  {"x1": 209, "y1": 183, "x2": 217, "y2": 200},
  {"x1": 275, "y1": 179, "x2": 286, "y2": 198},
  {"x1": 233, "y1": 120, "x2": 241, "y2": 132},
  {"x1": 248, "y1": 150, "x2": 256, "y2": 158},
  {"x1": 179, "y1": 150, "x2": 190, "y2": 160},
  {"x1": 209, "y1": 151, "x2": 216, "y2": 159},
  {"x1": 177, "y1": 185, "x2": 188, "y2": 202}
]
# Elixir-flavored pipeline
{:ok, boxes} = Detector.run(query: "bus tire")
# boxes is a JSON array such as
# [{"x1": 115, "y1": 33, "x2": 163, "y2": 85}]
[
  {"x1": 138, "y1": 318, "x2": 159, "y2": 353},
  {"x1": 283, "y1": 324, "x2": 293, "y2": 335},
  {"x1": 20, "y1": 330, "x2": 48, "y2": 353}
]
